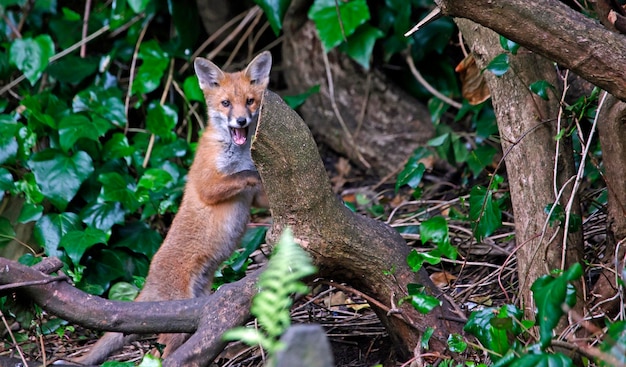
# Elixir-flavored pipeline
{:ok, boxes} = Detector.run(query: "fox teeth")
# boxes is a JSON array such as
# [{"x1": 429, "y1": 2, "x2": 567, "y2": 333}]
[{"x1": 231, "y1": 127, "x2": 248, "y2": 145}]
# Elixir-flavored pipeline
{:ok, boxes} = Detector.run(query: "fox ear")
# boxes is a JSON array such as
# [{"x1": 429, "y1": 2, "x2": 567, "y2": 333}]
[
  {"x1": 244, "y1": 51, "x2": 272, "y2": 87},
  {"x1": 194, "y1": 57, "x2": 225, "y2": 89}
]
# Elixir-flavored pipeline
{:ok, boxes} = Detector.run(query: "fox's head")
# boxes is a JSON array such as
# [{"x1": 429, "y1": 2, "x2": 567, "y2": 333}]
[{"x1": 194, "y1": 52, "x2": 272, "y2": 147}]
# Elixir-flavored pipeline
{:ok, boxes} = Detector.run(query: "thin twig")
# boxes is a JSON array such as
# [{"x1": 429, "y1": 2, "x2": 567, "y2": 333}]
[
  {"x1": 0, "y1": 24, "x2": 111, "y2": 96},
  {"x1": 143, "y1": 60, "x2": 175, "y2": 168},
  {"x1": 405, "y1": 53, "x2": 463, "y2": 109},
  {"x1": 0, "y1": 275, "x2": 69, "y2": 292},
  {"x1": 124, "y1": 18, "x2": 151, "y2": 133},
  {"x1": 0, "y1": 309, "x2": 29, "y2": 367},
  {"x1": 80, "y1": 0, "x2": 92, "y2": 58},
  {"x1": 321, "y1": 50, "x2": 371, "y2": 169},
  {"x1": 223, "y1": 8, "x2": 263, "y2": 69}
]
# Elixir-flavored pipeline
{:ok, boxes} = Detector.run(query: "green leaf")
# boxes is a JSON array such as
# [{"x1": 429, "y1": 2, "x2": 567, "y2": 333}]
[
  {"x1": 60, "y1": 227, "x2": 108, "y2": 265},
  {"x1": 283, "y1": 85, "x2": 320, "y2": 109},
  {"x1": 499, "y1": 36, "x2": 520, "y2": 55},
  {"x1": 407, "y1": 249, "x2": 441, "y2": 272},
  {"x1": 80, "y1": 201, "x2": 126, "y2": 232},
  {"x1": 111, "y1": 221, "x2": 162, "y2": 258},
  {"x1": 0, "y1": 217, "x2": 16, "y2": 247},
  {"x1": 396, "y1": 148, "x2": 431, "y2": 193},
  {"x1": 467, "y1": 145, "x2": 498, "y2": 178},
  {"x1": 132, "y1": 40, "x2": 169, "y2": 96},
  {"x1": 34, "y1": 212, "x2": 82, "y2": 258},
  {"x1": 485, "y1": 53, "x2": 509, "y2": 77},
  {"x1": 531, "y1": 263, "x2": 582, "y2": 349},
  {"x1": 58, "y1": 114, "x2": 103, "y2": 152},
  {"x1": 137, "y1": 353, "x2": 162, "y2": 367},
  {"x1": 509, "y1": 353, "x2": 572, "y2": 367},
  {"x1": 339, "y1": 24, "x2": 384, "y2": 70},
  {"x1": 28, "y1": 149, "x2": 94, "y2": 211},
  {"x1": 464, "y1": 304, "x2": 524, "y2": 362},
  {"x1": 420, "y1": 216, "x2": 448, "y2": 245},
  {"x1": 409, "y1": 292, "x2": 441, "y2": 314},
  {"x1": 108, "y1": 281, "x2": 139, "y2": 301},
  {"x1": 421, "y1": 327, "x2": 434, "y2": 349},
  {"x1": 47, "y1": 55, "x2": 99, "y2": 84},
  {"x1": 447, "y1": 333, "x2": 467, "y2": 353},
  {"x1": 98, "y1": 172, "x2": 139, "y2": 212},
  {"x1": 469, "y1": 185, "x2": 502, "y2": 242},
  {"x1": 146, "y1": 102, "x2": 178, "y2": 138},
  {"x1": 232, "y1": 226, "x2": 267, "y2": 272},
  {"x1": 14, "y1": 173, "x2": 44, "y2": 205},
  {"x1": 600, "y1": 321, "x2": 626, "y2": 367},
  {"x1": 73, "y1": 87, "x2": 127, "y2": 128},
  {"x1": 128, "y1": 0, "x2": 150, "y2": 13},
  {"x1": 254, "y1": 0, "x2": 292, "y2": 35},
  {"x1": 103, "y1": 133, "x2": 135, "y2": 160},
  {"x1": 308, "y1": 0, "x2": 370, "y2": 51},
  {"x1": 182, "y1": 75, "x2": 204, "y2": 102},
  {"x1": 0, "y1": 168, "x2": 14, "y2": 201},
  {"x1": 9, "y1": 35, "x2": 55, "y2": 85},
  {"x1": 0, "y1": 117, "x2": 20, "y2": 165},
  {"x1": 18, "y1": 202, "x2": 44, "y2": 223},
  {"x1": 529, "y1": 80, "x2": 555, "y2": 101}
]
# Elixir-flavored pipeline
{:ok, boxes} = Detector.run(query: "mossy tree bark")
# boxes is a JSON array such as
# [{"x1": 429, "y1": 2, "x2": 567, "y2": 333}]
[{"x1": 455, "y1": 20, "x2": 585, "y2": 324}]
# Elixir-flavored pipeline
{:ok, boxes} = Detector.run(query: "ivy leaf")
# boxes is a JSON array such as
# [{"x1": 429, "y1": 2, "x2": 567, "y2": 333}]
[
  {"x1": 420, "y1": 216, "x2": 448, "y2": 245},
  {"x1": 0, "y1": 118, "x2": 19, "y2": 165},
  {"x1": 531, "y1": 263, "x2": 582, "y2": 349},
  {"x1": 0, "y1": 217, "x2": 16, "y2": 247},
  {"x1": 499, "y1": 36, "x2": 520, "y2": 55},
  {"x1": 283, "y1": 85, "x2": 320, "y2": 109},
  {"x1": 80, "y1": 201, "x2": 126, "y2": 232},
  {"x1": 9, "y1": 35, "x2": 55, "y2": 85},
  {"x1": 339, "y1": 24, "x2": 384, "y2": 70},
  {"x1": 464, "y1": 304, "x2": 524, "y2": 362},
  {"x1": 0, "y1": 168, "x2": 14, "y2": 202},
  {"x1": 60, "y1": 227, "x2": 108, "y2": 265},
  {"x1": 509, "y1": 353, "x2": 573, "y2": 367},
  {"x1": 467, "y1": 145, "x2": 498, "y2": 178},
  {"x1": 132, "y1": 40, "x2": 169, "y2": 96},
  {"x1": 447, "y1": 334, "x2": 467, "y2": 353},
  {"x1": 308, "y1": 0, "x2": 370, "y2": 51},
  {"x1": 58, "y1": 114, "x2": 103, "y2": 152},
  {"x1": 396, "y1": 148, "x2": 431, "y2": 193},
  {"x1": 98, "y1": 172, "x2": 139, "y2": 212},
  {"x1": 34, "y1": 212, "x2": 82, "y2": 258},
  {"x1": 406, "y1": 249, "x2": 441, "y2": 272},
  {"x1": 146, "y1": 102, "x2": 178, "y2": 138},
  {"x1": 73, "y1": 86, "x2": 127, "y2": 128},
  {"x1": 47, "y1": 55, "x2": 98, "y2": 84},
  {"x1": 28, "y1": 149, "x2": 94, "y2": 211},
  {"x1": 182, "y1": 75, "x2": 204, "y2": 102},
  {"x1": 108, "y1": 281, "x2": 139, "y2": 301},
  {"x1": 18, "y1": 202, "x2": 44, "y2": 223},
  {"x1": 103, "y1": 133, "x2": 135, "y2": 160},
  {"x1": 406, "y1": 284, "x2": 441, "y2": 314},
  {"x1": 469, "y1": 185, "x2": 502, "y2": 242},
  {"x1": 127, "y1": 0, "x2": 150, "y2": 14},
  {"x1": 485, "y1": 53, "x2": 509, "y2": 77},
  {"x1": 111, "y1": 221, "x2": 162, "y2": 258},
  {"x1": 254, "y1": 0, "x2": 292, "y2": 35},
  {"x1": 529, "y1": 80, "x2": 555, "y2": 101}
]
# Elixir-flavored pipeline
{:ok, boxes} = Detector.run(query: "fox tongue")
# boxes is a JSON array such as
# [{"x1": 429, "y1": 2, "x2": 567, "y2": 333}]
[{"x1": 232, "y1": 127, "x2": 247, "y2": 145}]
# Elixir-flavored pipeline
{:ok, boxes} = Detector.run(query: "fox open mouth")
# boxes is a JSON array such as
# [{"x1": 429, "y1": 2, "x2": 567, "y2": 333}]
[{"x1": 230, "y1": 127, "x2": 248, "y2": 145}]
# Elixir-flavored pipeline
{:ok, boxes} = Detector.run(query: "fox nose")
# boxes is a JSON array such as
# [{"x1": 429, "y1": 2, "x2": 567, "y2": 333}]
[{"x1": 236, "y1": 117, "x2": 247, "y2": 126}]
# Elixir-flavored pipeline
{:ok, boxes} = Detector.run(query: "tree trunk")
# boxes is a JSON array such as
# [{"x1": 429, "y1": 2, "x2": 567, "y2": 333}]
[
  {"x1": 253, "y1": 90, "x2": 464, "y2": 359},
  {"x1": 594, "y1": 95, "x2": 626, "y2": 316},
  {"x1": 281, "y1": 2, "x2": 434, "y2": 176},
  {"x1": 455, "y1": 20, "x2": 585, "y2": 323}
]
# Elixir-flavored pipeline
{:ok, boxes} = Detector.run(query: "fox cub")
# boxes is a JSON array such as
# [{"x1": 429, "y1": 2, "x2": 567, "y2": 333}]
[{"x1": 75, "y1": 51, "x2": 272, "y2": 365}]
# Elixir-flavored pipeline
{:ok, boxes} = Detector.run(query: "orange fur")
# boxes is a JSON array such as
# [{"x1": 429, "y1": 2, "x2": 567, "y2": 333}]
[{"x1": 75, "y1": 51, "x2": 272, "y2": 365}]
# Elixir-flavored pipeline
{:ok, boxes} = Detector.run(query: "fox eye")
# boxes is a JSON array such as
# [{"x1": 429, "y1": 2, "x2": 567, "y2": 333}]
[
  {"x1": 221, "y1": 100, "x2": 231, "y2": 107},
  {"x1": 246, "y1": 98, "x2": 254, "y2": 106}
]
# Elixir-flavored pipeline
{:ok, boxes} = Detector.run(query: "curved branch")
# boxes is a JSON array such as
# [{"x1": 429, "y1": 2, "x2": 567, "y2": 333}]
[{"x1": 436, "y1": 0, "x2": 626, "y2": 102}]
